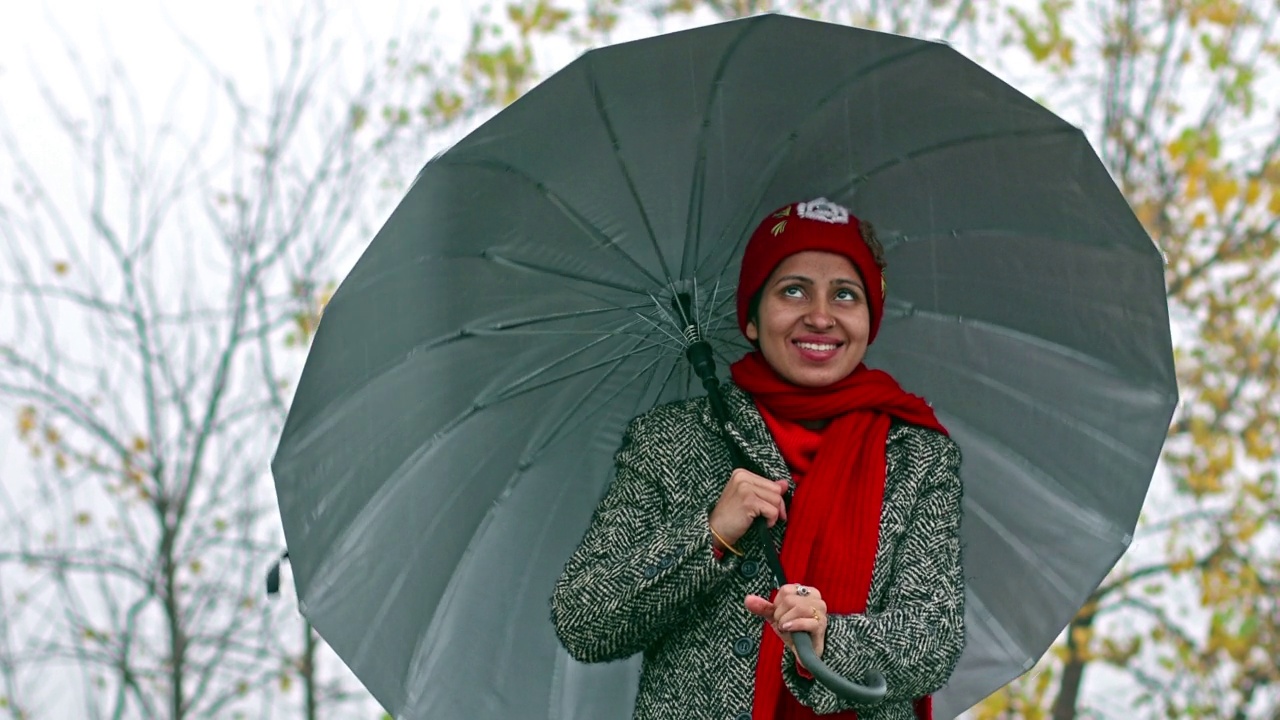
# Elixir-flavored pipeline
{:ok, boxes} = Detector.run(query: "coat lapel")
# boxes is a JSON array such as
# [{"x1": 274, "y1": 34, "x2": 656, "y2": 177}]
[
  {"x1": 698, "y1": 382, "x2": 791, "y2": 484},
  {"x1": 698, "y1": 383, "x2": 793, "y2": 560}
]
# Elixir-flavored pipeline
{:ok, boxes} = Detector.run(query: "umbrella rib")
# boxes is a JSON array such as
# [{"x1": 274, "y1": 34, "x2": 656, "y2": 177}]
[
  {"x1": 693, "y1": 41, "x2": 944, "y2": 281},
  {"x1": 473, "y1": 316, "x2": 687, "y2": 356},
  {"x1": 883, "y1": 300, "x2": 1174, "y2": 394},
  {"x1": 403, "y1": 352, "x2": 676, "y2": 703},
  {"x1": 481, "y1": 304, "x2": 652, "y2": 331},
  {"x1": 521, "y1": 347, "x2": 671, "y2": 467},
  {"x1": 484, "y1": 338, "x2": 675, "y2": 407},
  {"x1": 712, "y1": 342, "x2": 749, "y2": 373},
  {"x1": 485, "y1": 250, "x2": 655, "y2": 297},
  {"x1": 583, "y1": 56, "x2": 676, "y2": 285},
  {"x1": 879, "y1": 341, "x2": 1162, "y2": 466},
  {"x1": 680, "y1": 16, "x2": 768, "y2": 279},
  {"x1": 824, "y1": 126, "x2": 1079, "y2": 199},
  {"x1": 634, "y1": 305, "x2": 699, "y2": 351},
  {"x1": 316, "y1": 341, "x2": 669, "y2": 672},
  {"x1": 436, "y1": 158, "x2": 667, "y2": 288}
]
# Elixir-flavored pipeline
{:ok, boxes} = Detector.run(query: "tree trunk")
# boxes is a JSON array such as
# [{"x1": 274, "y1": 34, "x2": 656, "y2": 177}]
[
  {"x1": 303, "y1": 621, "x2": 317, "y2": 720},
  {"x1": 162, "y1": 524, "x2": 186, "y2": 720},
  {"x1": 1051, "y1": 611, "x2": 1096, "y2": 720}
]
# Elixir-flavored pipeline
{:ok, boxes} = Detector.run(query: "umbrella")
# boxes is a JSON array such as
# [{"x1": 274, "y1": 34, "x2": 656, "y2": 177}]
[{"x1": 271, "y1": 14, "x2": 1177, "y2": 720}]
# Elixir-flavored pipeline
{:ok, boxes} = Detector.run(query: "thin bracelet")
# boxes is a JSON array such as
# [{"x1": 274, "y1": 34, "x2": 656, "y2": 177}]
[{"x1": 709, "y1": 524, "x2": 745, "y2": 557}]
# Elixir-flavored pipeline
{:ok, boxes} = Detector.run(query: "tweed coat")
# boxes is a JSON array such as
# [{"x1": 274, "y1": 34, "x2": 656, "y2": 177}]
[{"x1": 550, "y1": 382, "x2": 965, "y2": 720}]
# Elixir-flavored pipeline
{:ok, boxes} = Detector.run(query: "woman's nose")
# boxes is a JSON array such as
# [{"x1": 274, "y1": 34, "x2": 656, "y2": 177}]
[{"x1": 805, "y1": 301, "x2": 835, "y2": 329}]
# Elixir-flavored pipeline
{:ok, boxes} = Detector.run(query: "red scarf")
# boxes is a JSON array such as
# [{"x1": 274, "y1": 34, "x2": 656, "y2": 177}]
[{"x1": 729, "y1": 353, "x2": 947, "y2": 720}]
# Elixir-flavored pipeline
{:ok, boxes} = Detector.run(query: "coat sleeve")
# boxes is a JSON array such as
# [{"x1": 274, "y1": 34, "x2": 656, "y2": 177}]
[
  {"x1": 550, "y1": 412, "x2": 739, "y2": 664},
  {"x1": 782, "y1": 428, "x2": 966, "y2": 712}
]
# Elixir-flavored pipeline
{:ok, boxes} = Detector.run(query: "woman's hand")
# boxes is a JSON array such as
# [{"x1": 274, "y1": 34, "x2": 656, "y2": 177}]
[
  {"x1": 708, "y1": 469, "x2": 789, "y2": 550},
  {"x1": 746, "y1": 584, "x2": 828, "y2": 660}
]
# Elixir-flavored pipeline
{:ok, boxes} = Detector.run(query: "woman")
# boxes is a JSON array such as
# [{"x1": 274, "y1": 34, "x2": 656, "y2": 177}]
[{"x1": 550, "y1": 198, "x2": 965, "y2": 720}]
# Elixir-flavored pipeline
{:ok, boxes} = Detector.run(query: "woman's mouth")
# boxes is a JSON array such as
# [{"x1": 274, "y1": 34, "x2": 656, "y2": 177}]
[{"x1": 792, "y1": 339, "x2": 843, "y2": 361}]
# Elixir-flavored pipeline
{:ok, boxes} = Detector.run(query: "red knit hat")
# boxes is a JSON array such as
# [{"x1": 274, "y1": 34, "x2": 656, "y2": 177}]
[{"x1": 736, "y1": 198, "x2": 886, "y2": 343}]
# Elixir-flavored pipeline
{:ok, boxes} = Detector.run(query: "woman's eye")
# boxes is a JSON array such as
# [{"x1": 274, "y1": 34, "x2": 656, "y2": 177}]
[
  {"x1": 836, "y1": 288, "x2": 860, "y2": 301},
  {"x1": 783, "y1": 286, "x2": 804, "y2": 298}
]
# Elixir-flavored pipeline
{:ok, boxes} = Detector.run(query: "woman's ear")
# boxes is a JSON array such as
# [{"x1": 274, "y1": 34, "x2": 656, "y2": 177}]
[{"x1": 745, "y1": 320, "x2": 759, "y2": 343}]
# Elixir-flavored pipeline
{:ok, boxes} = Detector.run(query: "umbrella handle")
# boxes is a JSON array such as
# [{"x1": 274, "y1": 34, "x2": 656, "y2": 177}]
[
  {"x1": 751, "y1": 516, "x2": 888, "y2": 705},
  {"x1": 792, "y1": 627, "x2": 887, "y2": 704}
]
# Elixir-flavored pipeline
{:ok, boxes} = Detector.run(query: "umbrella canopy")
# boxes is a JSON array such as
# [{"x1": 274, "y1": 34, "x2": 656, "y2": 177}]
[{"x1": 272, "y1": 14, "x2": 1177, "y2": 719}]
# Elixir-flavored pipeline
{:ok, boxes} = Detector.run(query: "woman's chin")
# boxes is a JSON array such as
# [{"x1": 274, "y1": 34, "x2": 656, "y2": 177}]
[{"x1": 781, "y1": 365, "x2": 848, "y2": 388}]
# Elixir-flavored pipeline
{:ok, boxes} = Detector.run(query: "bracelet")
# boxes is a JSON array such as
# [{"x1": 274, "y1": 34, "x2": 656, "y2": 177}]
[{"x1": 709, "y1": 524, "x2": 745, "y2": 557}]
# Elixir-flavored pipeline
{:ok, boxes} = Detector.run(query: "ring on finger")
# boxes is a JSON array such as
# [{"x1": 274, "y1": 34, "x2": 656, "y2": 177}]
[
  {"x1": 811, "y1": 607, "x2": 822, "y2": 622},
  {"x1": 796, "y1": 585, "x2": 810, "y2": 597}
]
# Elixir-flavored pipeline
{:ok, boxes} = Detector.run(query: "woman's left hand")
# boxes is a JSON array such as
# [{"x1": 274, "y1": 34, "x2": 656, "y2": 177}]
[{"x1": 746, "y1": 584, "x2": 828, "y2": 660}]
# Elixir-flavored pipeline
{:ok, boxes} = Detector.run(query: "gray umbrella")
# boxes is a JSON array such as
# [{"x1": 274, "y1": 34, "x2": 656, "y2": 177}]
[{"x1": 271, "y1": 14, "x2": 1177, "y2": 720}]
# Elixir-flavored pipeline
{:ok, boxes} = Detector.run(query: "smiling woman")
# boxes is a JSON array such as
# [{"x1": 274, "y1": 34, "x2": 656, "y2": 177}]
[
  {"x1": 745, "y1": 250, "x2": 873, "y2": 389},
  {"x1": 551, "y1": 198, "x2": 966, "y2": 720}
]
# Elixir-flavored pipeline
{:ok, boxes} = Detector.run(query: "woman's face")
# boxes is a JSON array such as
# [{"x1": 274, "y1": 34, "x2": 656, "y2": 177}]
[{"x1": 746, "y1": 251, "x2": 870, "y2": 387}]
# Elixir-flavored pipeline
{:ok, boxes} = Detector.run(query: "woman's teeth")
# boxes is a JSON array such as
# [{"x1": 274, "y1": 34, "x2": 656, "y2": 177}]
[{"x1": 796, "y1": 342, "x2": 838, "y2": 351}]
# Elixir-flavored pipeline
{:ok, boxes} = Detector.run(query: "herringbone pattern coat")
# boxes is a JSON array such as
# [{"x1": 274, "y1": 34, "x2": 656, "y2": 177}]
[{"x1": 550, "y1": 383, "x2": 965, "y2": 720}]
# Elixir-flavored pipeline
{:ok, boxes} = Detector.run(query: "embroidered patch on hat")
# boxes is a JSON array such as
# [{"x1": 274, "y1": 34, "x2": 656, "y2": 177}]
[
  {"x1": 796, "y1": 198, "x2": 849, "y2": 225},
  {"x1": 770, "y1": 206, "x2": 791, "y2": 236}
]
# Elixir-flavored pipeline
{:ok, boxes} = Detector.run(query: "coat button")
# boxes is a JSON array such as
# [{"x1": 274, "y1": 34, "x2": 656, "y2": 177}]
[
  {"x1": 642, "y1": 565, "x2": 658, "y2": 579},
  {"x1": 738, "y1": 559, "x2": 759, "y2": 579},
  {"x1": 732, "y1": 636, "x2": 755, "y2": 658},
  {"x1": 657, "y1": 555, "x2": 673, "y2": 569}
]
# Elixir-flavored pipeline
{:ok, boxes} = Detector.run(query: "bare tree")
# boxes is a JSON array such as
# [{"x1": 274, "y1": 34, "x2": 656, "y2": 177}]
[{"x1": 0, "y1": 5, "x2": 447, "y2": 718}]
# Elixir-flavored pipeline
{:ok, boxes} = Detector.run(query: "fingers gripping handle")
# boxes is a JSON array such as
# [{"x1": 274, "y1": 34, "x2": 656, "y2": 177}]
[{"x1": 750, "y1": 517, "x2": 888, "y2": 705}]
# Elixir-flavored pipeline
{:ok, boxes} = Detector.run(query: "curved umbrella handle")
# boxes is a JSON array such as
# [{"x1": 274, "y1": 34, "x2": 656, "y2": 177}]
[
  {"x1": 792, "y1": 632, "x2": 887, "y2": 704},
  {"x1": 749, "y1": 516, "x2": 888, "y2": 705}
]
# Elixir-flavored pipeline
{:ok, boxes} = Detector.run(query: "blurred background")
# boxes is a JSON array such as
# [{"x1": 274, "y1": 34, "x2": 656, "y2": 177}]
[{"x1": 0, "y1": 1, "x2": 1276, "y2": 718}]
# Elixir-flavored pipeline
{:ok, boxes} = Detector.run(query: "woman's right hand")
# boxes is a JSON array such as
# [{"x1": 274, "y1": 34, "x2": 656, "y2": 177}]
[{"x1": 708, "y1": 469, "x2": 790, "y2": 550}]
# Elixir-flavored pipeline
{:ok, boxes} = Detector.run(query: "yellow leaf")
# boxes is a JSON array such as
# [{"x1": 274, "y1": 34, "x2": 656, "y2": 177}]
[
  {"x1": 53, "y1": 261, "x2": 69, "y2": 275},
  {"x1": 189, "y1": 560, "x2": 203, "y2": 575},
  {"x1": 1245, "y1": 179, "x2": 1261, "y2": 204},
  {"x1": 1187, "y1": 156, "x2": 1209, "y2": 180},
  {"x1": 1243, "y1": 428, "x2": 1273, "y2": 460},
  {"x1": 17, "y1": 406, "x2": 36, "y2": 438},
  {"x1": 1204, "y1": 0, "x2": 1241, "y2": 25},
  {"x1": 975, "y1": 690, "x2": 1010, "y2": 719},
  {"x1": 1269, "y1": 190, "x2": 1280, "y2": 215},
  {"x1": 132, "y1": 437, "x2": 148, "y2": 453},
  {"x1": 1192, "y1": 212, "x2": 1207, "y2": 229},
  {"x1": 75, "y1": 512, "x2": 91, "y2": 526},
  {"x1": 1170, "y1": 550, "x2": 1197, "y2": 574},
  {"x1": 1209, "y1": 178, "x2": 1239, "y2": 214},
  {"x1": 1071, "y1": 625, "x2": 1093, "y2": 648},
  {"x1": 279, "y1": 673, "x2": 293, "y2": 692},
  {"x1": 1059, "y1": 40, "x2": 1075, "y2": 66}
]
